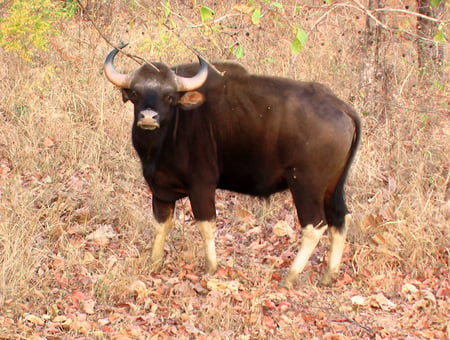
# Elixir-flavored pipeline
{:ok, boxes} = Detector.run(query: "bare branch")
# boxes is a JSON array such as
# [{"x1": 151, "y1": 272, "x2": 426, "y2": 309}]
[
  {"x1": 75, "y1": 0, "x2": 147, "y2": 66},
  {"x1": 349, "y1": 0, "x2": 438, "y2": 43},
  {"x1": 163, "y1": 24, "x2": 225, "y2": 76},
  {"x1": 373, "y1": 7, "x2": 447, "y2": 23}
]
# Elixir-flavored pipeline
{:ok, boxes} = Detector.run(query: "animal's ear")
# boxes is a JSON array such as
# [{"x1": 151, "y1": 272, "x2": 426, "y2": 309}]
[
  {"x1": 177, "y1": 91, "x2": 205, "y2": 110},
  {"x1": 121, "y1": 89, "x2": 131, "y2": 103}
]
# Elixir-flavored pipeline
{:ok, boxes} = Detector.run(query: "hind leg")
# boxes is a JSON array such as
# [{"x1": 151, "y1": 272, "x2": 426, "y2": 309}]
[
  {"x1": 282, "y1": 178, "x2": 328, "y2": 289},
  {"x1": 321, "y1": 224, "x2": 347, "y2": 286},
  {"x1": 283, "y1": 223, "x2": 328, "y2": 289},
  {"x1": 321, "y1": 188, "x2": 349, "y2": 286}
]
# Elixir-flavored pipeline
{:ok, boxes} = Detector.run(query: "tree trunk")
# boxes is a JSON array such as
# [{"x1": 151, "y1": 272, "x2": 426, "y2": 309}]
[
  {"x1": 360, "y1": 0, "x2": 388, "y2": 119},
  {"x1": 416, "y1": 0, "x2": 445, "y2": 74}
]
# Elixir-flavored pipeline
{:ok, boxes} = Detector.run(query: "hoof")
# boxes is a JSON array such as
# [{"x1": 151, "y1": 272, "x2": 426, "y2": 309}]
[
  {"x1": 320, "y1": 272, "x2": 337, "y2": 287},
  {"x1": 280, "y1": 279, "x2": 294, "y2": 290},
  {"x1": 205, "y1": 263, "x2": 218, "y2": 275},
  {"x1": 149, "y1": 259, "x2": 163, "y2": 273}
]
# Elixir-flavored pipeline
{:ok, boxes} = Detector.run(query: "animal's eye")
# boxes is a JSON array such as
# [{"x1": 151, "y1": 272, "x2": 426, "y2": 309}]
[{"x1": 164, "y1": 94, "x2": 175, "y2": 104}]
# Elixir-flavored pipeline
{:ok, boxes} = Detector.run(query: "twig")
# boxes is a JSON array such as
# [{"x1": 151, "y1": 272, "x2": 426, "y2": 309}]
[
  {"x1": 340, "y1": 314, "x2": 375, "y2": 335},
  {"x1": 372, "y1": 7, "x2": 447, "y2": 23},
  {"x1": 74, "y1": 0, "x2": 146, "y2": 66},
  {"x1": 342, "y1": 0, "x2": 436, "y2": 44},
  {"x1": 308, "y1": 4, "x2": 337, "y2": 33},
  {"x1": 163, "y1": 24, "x2": 225, "y2": 76},
  {"x1": 188, "y1": 14, "x2": 242, "y2": 29}
]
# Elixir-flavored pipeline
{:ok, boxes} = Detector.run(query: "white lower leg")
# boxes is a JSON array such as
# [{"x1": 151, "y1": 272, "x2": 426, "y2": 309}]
[
  {"x1": 282, "y1": 224, "x2": 328, "y2": 289},
  {"x1": 321, "y1": 225, "x2": 347, "y2": 286},
  {"x1": 197, "y1": 220, "x2": 217, "y2": 274},
  {"x1": 150, "y1": 215, "x2": 173, "y2": 269}
]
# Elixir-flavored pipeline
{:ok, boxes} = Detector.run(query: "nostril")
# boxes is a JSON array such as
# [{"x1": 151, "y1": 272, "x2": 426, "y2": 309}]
[{"x1": 139, "y1": 110, "x2": 159, "y2": 123}]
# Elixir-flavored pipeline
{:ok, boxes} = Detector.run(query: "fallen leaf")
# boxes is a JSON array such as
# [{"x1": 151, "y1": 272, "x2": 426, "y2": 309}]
[
  {"x1": 53, "y1": 315, "x2": 67, "y2": 324},
  {"x1": 360, "y1": 214, "x2": 382, "y2": 229},
  {"x1": 371, "y1": 293, "x2": 396, "y2": 311},
  {"x1": 24, "y1": 314, "x2": 44, "y2": 326},
  {"x1": 422, "y1": 289, "x2": 436, "y2": 305},
  {"x1": 129, "y1": 280, "x2": 148, "y2": 300},
  {"x1": 98, "y1": 318, "x2": 110, "y2": 326},
  {"x1": 263, "y1": 315, "x2": 276, "y2": 329},
  {"x1": 71, "y1": 290, "x2": 89, "y2": 304},
  {"x1": 206, "y1": 278, "x2": 240, "y2": 296},
  {"x1": 273, "y1": 220, "x2": 295, "y2": 238},
  {"x1": 323, "y1": 333, "x2": 348, "y2": 340},
  {"x1": 370, "y1": 233, "x2": 386, "y2": 246},
  {"x1": 233, "y1": 4, "x2": 254, "y2": 13},
  {"x1": 278, "y1": 301, "x2": 291, "y2": 312},
  {"x1": 351, "y1": 295, "x2": 366, "y2": 306},
  {"x1": 402, "y1": 283, "x2": 419, "y2": 297},
  {"x1": 249, "y1": 239, "x2": 267, "y2": 250},
  {"x1": 231, "y1": 291, "x2": 243, "y2": 301},
  {"x1": 414, "y1": 315, "x2": 429, "y2": 330},
  {"x1": 263, "y1": 299, "x2": 277, "y2": 310},
  {"x1": 185, "y1": 273, "x2": 200, "y2": 283},
  {"x1": 42, "y1": 136, "x2": 55, "y2": 148},
  {"x1": 81, "y1": 299, "x2": 96, "y2": 314},
  {"x1": 108, "y1": 313, "x2": 123, "y2": 323},
  {"x1": 83, "y1": 251, "x2": 96, "y2": 263},
  {"x1": 185, "y1": 322, "x2": 206, "y2": 336},
  {"x1": 86, "y1": 224, "x2": 117, "y2": 246},
  {"x1": 271, "y1": 272, "x2": 282, "y2": 281},
  {"x1": 235, "y1": 205, "x2": 255, "y2": 227},
  {"x1": 436, "y1": 286, "x2": 450, "y2": 297},
  {"x1": 61, "y1": 317, "x2": 73, "y2": 331},
  {"x1": 73, "y1": 207, "x2": 90, "y2": 224}
]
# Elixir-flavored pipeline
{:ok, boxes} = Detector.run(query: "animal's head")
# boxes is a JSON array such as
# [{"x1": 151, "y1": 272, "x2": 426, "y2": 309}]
[{"x1": 104, "y1": 45, "x2": 208, "y2": 130}]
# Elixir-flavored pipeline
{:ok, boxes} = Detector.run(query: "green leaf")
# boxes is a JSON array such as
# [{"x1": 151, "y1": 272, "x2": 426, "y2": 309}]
[
  {"x1": 296, "y1": 26, "x2": 308, "y2": 46},
  {"x1": 252, "y1": 8, "x2": 261, "y2": 25},
  {"x1": 236, "y1": 45, "x2": 244, "y2": 58},
  {"x1": 0, "y1": 0, "x2": 72, "y2": 61},
  {"x1": 434, "y1": 29, "x2": 444, "y2": 43},
  {"x1": 200, "y1": 6, "x2": 214, "y2": 23},
  {"x1": 291, "y1": 25, "x2": 308, "y2": 55},
  {"x1": 163, "y1": 0, "x2": 171, "y2": 17},
  {"x1": 291, "y1": 37, "x2": 302, "y2": 55},
  {"x1": 273, "y1": 2, "x2": 283, "y2": 9},
  {"x1": 324, "y1": 0, "x2": 333, "y2": 4},
  {"x1": 430, "y1": 0, "x2": 442, "y2": 7}
]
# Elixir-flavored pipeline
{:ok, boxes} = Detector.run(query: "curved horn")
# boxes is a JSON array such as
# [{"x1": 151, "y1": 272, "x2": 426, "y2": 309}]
[
  {"x1": 175, "y1": 55, "x2": 209, "y2": 92},
  {"x1": 104, "y1": 43, "x2": 133, "y2": 88}
]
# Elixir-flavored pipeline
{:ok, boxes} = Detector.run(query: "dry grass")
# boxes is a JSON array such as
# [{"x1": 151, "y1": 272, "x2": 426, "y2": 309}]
[{"x1": 0, "y1": 0, "x2": 449, "y2": 338}]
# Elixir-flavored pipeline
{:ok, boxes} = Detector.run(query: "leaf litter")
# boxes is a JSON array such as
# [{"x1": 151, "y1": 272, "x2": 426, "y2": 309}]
[{"x1": 3, "y1": 199, "x2": 448, "y2": 339}]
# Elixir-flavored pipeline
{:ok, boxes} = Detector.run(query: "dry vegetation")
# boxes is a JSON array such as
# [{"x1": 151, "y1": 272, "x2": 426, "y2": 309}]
[{"x1": 0, "y1": 0, "x2": 449, "y2": 338}]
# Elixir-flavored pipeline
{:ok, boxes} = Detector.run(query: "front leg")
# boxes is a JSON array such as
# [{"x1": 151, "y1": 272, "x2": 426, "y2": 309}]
[
  {"x1": 189, "y1": 186, "x2": 218, "y2": 275},
  {"x1": 150, "y1": 198, "x2": 175, "y2": 271},
  {"x1": 197, "y1": 220, "x2": 218, "y2": 274}
]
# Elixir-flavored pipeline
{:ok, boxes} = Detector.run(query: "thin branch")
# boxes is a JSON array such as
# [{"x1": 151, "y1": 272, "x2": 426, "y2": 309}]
[
  {"x1": 188, "y1": 14, "x2": 242, "y2": 29},
  {"x1": 349, "y1": 0, "x2": 438, "y2": 43},
  {"x1": 75, "y1": 0, "x2": 146, "y2": 66},
  {"x1": 373, "y1": 8, "x2": 447, "y2": 23},
  {"x1": 163, "y1": 24, "x2": 225, "y2": 76}
]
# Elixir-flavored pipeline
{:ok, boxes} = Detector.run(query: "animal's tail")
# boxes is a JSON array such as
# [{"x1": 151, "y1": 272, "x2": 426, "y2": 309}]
[
  {"x1": 343, "y1": 107, "x2": 362, "y2": 181},
  {"x1": 331, "y1": 106, "x2": 362, "y2": 222}
]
